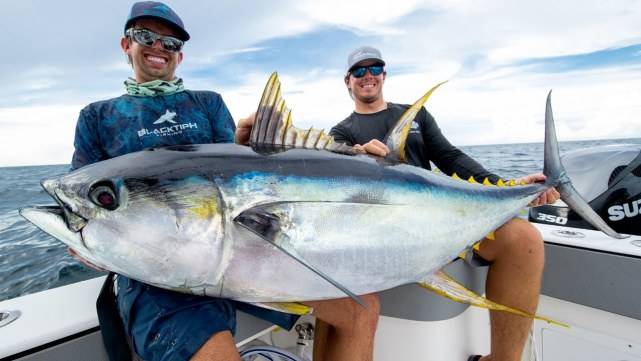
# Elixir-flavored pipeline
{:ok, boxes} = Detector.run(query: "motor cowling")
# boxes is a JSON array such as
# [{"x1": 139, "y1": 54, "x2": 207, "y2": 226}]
[{"x1": 530, "y1": 144, "x2": 641, "y2": 236}]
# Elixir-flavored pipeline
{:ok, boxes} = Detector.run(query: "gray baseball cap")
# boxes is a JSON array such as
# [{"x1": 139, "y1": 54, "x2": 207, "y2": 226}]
[{"x1": 346, "y1": 46, "x2": 385, "y2": 73}]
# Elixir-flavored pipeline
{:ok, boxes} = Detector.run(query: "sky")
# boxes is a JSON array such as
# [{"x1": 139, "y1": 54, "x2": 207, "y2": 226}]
[{"x1": 1, "y1": 0, "x2": 640, "y2": 167}]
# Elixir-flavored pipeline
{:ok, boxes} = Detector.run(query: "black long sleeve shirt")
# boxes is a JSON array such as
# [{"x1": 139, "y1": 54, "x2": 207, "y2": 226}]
[{"x1": 330, "y1": 102, "x2": 501, "y2": 183}]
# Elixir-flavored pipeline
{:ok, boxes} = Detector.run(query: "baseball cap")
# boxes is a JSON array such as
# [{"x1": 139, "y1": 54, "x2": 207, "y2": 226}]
[
  {"x1": 124, "y1": 1, "x2": 190, "y2": 41},
  {"x1": 346, "y1": 46, "x2": 385, "y2": 73}
]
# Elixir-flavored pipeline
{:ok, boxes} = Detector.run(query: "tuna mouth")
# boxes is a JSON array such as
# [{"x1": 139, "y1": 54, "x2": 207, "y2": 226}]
[
  {"x1": 54, "y1": 196, "x2": 87, "y2": 232},
  {"x1": 19, "y1": 205, "x2": 85, "y2": 248},
  {"x1": 40, "y1": 179, "x2": 87, "y2": 232},
  {"x1": 23, "y1": 205, "x2": 64, "y2": 217}
]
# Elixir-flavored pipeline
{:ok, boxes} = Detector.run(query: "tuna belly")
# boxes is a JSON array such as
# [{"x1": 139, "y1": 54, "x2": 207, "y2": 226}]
[{"x1": 219, "y1": 200, "x2": 512, "y2": 302}]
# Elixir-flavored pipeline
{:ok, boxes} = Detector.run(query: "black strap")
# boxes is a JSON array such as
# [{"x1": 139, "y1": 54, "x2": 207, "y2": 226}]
[{"x1": 96, "y1": 272, "x2": 132, "y2": 361}]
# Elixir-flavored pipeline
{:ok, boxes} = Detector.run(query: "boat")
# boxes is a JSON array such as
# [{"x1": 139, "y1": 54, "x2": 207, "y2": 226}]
[{"x1": 1, "y1": 144, "x2": 640, "y2": 361}]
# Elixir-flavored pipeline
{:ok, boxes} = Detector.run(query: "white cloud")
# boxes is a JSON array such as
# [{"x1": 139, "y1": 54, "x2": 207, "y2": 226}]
[
  {"x1": 1, "y1": 0, "x2": 640, "y2": 166},
  {"x1": 0, "y1": 106, "x2": 80, "y2": 167},
  {"x1": 296, "y1": 0, "x2": 425, "y2": 35},
  {"x1": 428, "y1": 65, "x2": 641, "y2": 146},
  {"x1": 189, "y1": 47, "x2": 269, "y2": 66},
  {"x1": 218, "y1": 61, "x2": 641, "y2": 149},
  {"x1": 370, "y1": 0, "x2": 641, "y2": 70}
]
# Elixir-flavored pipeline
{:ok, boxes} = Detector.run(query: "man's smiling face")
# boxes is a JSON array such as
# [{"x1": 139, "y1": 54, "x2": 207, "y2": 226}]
[
  {"x1": 346, "y1": 60, "x2": 386, "y2": 104},
  {"x1": 121, "y1": 18, "x2": 183, "y2": 83}
]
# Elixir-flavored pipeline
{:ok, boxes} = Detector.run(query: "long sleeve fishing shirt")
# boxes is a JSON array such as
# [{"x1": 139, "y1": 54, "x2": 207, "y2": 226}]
[
  {"x1": 330, "y1": 103, "x2": 501, "y2": 183},
  {"x1": 71, "y1": 90, "x2": 235, "y2": 170}
]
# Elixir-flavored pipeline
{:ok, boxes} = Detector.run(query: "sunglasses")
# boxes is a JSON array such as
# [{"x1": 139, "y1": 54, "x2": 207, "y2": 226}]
[
  {"x1": 126, "y1": 28, "x2": 184, "y2": 52},
  {"x1": 350, "y1": 65, "x2": 385, "y2": 78}
]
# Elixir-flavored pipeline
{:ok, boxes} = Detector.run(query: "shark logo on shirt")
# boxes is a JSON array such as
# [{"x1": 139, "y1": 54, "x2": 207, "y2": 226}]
[
  {"x1": 138, "y1": 109, "x2": 199, "y2": 138},
  {"x1": 153, "y1": 110, "x2": 178, "y2": 124}
]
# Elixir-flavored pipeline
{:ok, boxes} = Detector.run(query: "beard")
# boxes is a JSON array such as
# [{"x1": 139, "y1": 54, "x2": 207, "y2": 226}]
[{"x1": 355, "y1": 91, "x2": 381, "y2": 104}]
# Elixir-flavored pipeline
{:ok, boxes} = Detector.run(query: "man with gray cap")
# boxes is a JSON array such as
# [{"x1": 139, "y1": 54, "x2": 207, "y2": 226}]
[{"x1": 330, "y1": 46, "x2": 559, "y2": 361}]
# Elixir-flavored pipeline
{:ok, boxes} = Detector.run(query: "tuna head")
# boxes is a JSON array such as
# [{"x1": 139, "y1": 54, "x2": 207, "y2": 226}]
[{"x1": 20, "y1": 160, "x2": 228, "y2": 293}]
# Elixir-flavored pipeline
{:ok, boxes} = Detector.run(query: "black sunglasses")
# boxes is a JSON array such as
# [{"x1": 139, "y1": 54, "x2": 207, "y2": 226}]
[
  {"x1": 350, "y1": 65, "x2": 385, "y2": 78},
  {"x1": 126, "y1": 28, "x2": 184, "y2": 52}
]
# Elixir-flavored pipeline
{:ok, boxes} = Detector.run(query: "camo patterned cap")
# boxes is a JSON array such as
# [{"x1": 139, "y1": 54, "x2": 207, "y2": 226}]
[{"x1": 125, "y1": 1, "x2": 190, "y2": 41}]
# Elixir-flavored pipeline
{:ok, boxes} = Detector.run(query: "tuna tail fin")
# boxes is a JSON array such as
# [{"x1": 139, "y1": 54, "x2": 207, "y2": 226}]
[
  {"x1": 385, "y1": 81, "x2": 448, "y2": 162},
  {"x1": 420, "y1": 270, "x2": 568, "y2": 327},
  {"x1": 251, "y1": 72, "x2": 354, "y2": 154},
  {"x1": 542, "y1": 92, "x2": 628, "y2": 239}
]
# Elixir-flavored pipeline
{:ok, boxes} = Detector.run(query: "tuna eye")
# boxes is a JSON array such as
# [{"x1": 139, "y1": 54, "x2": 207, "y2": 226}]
[{"x1": 89, "y1": 184, "x2": 119, "y2": 210}]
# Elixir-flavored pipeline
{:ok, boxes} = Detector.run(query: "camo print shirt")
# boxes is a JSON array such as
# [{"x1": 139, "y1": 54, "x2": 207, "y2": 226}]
[
  {"x1": 71, "y1": 90, "x2": 235, "y2": 170},
  {"x1": 330, "y1": 102, "x2": 501, "y2": 183}
]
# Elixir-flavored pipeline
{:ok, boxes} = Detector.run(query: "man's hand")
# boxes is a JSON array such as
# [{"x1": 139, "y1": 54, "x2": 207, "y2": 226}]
[
  {"x1": 516, "y1": 173, "x2": 561, "y2": 207},
  {"x1": 235, "y1": 112, "x2": 256, "y2": 145},
  {"x1": 353, "y1": 139, "x2": 389, "y2": 157},
  {"x1": 68, "y1": 248, "x2": 106, "y2": 271}
]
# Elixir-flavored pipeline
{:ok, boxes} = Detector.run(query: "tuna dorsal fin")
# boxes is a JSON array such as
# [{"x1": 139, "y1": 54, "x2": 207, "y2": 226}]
[
  {"x1": 420, "y1": 270, "x2": 567, "y2": 327},
  {"x1": 385, "y1": 81, "x2": 447, "y2": 162},
  {"x1": 234, "y1": 205, "x2": 367, "y2": 307},
  {"x1": 250, "y1": 72, "x2": 354, "y2": 154}
]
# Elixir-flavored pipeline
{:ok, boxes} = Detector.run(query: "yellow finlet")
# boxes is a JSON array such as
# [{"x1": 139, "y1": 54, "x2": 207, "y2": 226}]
[
  {"x1": 519, "y1": 179, "x2": 527, "y2": 186},
  {"x1": 468, "y1": 176, "x2": 477, "y2": 184},
  {"x1": 482, "y1": 177, "x2": 492, "y2": 186},
  {"x1": 302, "y1": 126, "x2": 314, "y2": 147},
  {"x1": 458, "y1": 240, "x2": 487, "y2": 261},
  {"x1": 508, "y1": 179, "x2": 516, "y2": 186},
  {"x1": 313, "y1": 130, "x2": 326, "y2": 148},
  {"x1": 451, "y1": 172, "x2": 461, "y2": 180},
  {"x1": 497, "y1": 179, "x2": 506, "y2": 187},
  {"x1": 257, "y1": 302, "x2": 313, "y2": 315}
]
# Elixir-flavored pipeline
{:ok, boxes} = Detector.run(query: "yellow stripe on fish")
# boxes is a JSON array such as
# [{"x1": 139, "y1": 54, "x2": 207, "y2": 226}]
[{"x1": 188, "y1": 199, "x2": 219, "y2": 219}]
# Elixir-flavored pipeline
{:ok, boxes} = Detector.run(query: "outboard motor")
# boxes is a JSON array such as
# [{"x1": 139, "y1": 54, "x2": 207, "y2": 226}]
[{"x1": 530, "y1": 144, "x2": 641, "y2": 236}]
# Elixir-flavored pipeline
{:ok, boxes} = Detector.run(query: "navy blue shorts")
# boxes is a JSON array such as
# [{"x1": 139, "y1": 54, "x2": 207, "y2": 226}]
[{"x1": 116, "y1": 276, "x2": 299, "y2": 361}]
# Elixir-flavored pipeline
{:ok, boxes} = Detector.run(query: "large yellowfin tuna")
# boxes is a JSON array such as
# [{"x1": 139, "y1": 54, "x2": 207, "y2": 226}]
[{"x1": 21, "y1": 73, "x2": 626, "y2": 319}]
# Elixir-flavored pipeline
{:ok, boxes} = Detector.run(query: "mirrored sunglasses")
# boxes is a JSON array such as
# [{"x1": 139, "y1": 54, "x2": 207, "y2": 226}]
[
  {"x1": 126, "y1": 28, "x2": 184, "y2": 52},
  {"x1": 350, "y1": 65, "x2": 385, "y2": 78}
]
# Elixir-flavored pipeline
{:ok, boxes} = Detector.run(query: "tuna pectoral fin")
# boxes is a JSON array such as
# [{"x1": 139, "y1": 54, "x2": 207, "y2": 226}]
[
  {"x1": 251, "y1": 302, "x2": 313, "y2": 316},
  {"x1": 420, "y1": 270, "x2": 567, "y2": 327},
  {"x1": 234, "y1": 208, "x2": 367, "y2": 307}
]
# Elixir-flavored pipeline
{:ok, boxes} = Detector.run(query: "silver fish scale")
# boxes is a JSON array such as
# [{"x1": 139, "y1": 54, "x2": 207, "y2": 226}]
[{"x1": 216, "y1": 171, "x2": 536, "y2": 301}]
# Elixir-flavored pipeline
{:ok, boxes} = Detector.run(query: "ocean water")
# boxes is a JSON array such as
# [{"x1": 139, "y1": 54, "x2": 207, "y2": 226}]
[{"x1": 1, "y1": 138, "x2": 640, "y2": 302}]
